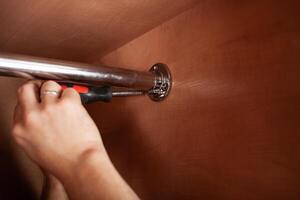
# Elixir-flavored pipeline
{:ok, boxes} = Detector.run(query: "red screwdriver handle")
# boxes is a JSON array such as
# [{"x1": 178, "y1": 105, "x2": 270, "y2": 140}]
[
  {"x1": 59, "y1": 83, "x2": 112, "y2": 104},
  {"x1": 61, "y1": 84, "x2": 89, "y2": 94}
]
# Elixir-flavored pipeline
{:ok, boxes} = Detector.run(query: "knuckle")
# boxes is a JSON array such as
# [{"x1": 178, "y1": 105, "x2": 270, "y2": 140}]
[
  {"x1": 48, "y1": 80, "x2": 57, "y2": 85},
  {"x1": 44, "y1": 80, "x2": 54, "y2": 85},
  {"x1": 23, "y1": 111, "x2": 39, "y2": 127},
  {"x1": 62, "y1": 88, "x2": 81, "y2": 101},
  {"x1": 41, "y1": 104, "x2": 56, "y2": 114},
  {"x1": 43, "y1": 80, "x2": 60, "y2": 88},
  {"x1": 11, "y1": 124, "x2": 22, "y2": 138},
  {"x1": 17, "y1": 83, "x2": 31, "y2": 95},
  {"x1": 59, "y1": 99, "x2": 82, "y2": 113},
  {"x1": 17, "y1": 85, "x2": 25, "y2": 95},
  {"x1": 60, "y1": 98, "x2": 75, "y2": 108}
]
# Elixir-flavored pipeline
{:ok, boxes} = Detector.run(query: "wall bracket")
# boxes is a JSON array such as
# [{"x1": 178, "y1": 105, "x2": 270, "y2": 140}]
[{"x1": 148, "y1": 63, "x2": 172, "y2": 101}]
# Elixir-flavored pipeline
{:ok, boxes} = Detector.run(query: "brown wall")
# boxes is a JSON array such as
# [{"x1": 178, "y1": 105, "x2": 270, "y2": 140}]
[
  {"x1": 88, "y1": 1, "x2": 300, "y2": 199},
  {"x1": 0, "y1": 0, "x2": 198, "y2": 62},
  {"x1": 0, "y1": 1, "x2": 197, "y2": 199},
  {"x1": 0, "y1": 0, "x2": 299, "y2": 199}
]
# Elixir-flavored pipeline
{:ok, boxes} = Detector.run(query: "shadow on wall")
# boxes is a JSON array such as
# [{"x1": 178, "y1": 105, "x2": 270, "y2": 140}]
[{"x1": 0, "y1": 77, "x2": 38, "y2": 200}]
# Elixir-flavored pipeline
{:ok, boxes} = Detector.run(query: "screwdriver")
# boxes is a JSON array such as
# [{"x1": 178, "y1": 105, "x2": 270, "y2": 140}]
[
  {"x1": 60, "y1": 83, "x2": 112, "y2": 104},
  {"x1": 59, "y1": 83, "x2": 145, "y2": 104}
]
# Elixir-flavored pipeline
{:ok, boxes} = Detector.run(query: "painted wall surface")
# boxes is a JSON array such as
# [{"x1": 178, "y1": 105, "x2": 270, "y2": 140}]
[
  {"x1": 0, "y1": 1, "x2": 197, "y2": 199},
  {"x1": 0, "y1": 0, "x2": 298, "y2": 199},
  {"x1": 0, "y1": 0, "x2": 197, "y2": 62},
  {"x1": 89, "y1": 1, "x2": 300, "y2": 199}
]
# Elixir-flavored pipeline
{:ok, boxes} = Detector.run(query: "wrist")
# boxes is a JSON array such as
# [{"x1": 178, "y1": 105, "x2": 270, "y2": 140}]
[
  {"x1": 54, "y1": 147, "x2": 139, "y2": 200},
  {"x1": 78, "y1": 146, "x2": 109, "y2": 166},
  {"x1": 56, "y1": 147, "x2": 111, "y2": 182}
]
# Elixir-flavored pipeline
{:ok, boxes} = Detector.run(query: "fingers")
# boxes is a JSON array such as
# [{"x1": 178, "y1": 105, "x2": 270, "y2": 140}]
[
  {"x1": 17, "y1": 80, "x2": 82, "y2": 110},
  {"x1": 40, "y1": 81, "x2": 62, "y2": 105},
  {"x1": 60, "y1": 88, "x2": 82, "y2": 105},
  {"x1": 17, "y1": 80, "x2": 42, "y2": 110}
]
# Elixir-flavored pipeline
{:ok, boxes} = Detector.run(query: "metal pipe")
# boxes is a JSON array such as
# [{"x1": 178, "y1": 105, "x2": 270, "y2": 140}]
[
  {"x1": 0, "y1": 53, "x2": 155, "y2": 90},
  {"x1": 0, "y1": 53, "x2": 172, "y2": 101}
]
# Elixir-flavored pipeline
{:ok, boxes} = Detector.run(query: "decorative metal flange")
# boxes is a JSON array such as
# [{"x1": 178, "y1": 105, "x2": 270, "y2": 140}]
[{"x1": 148, "y1": 63, "x2": 172, "y2": 101}]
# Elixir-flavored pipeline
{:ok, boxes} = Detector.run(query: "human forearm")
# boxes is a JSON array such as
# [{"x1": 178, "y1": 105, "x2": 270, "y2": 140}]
[
  {"x1": 59, "y1": 150, "x2": 139, "y2": 200},
  {"x1": 41, "y1": 174, "x2": 69, "y2": 200}
]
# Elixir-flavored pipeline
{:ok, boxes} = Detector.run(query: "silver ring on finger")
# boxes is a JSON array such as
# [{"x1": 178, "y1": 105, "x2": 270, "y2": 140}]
[{"x1": 41, "y1": 90, "x2": 60, "y2": 97}]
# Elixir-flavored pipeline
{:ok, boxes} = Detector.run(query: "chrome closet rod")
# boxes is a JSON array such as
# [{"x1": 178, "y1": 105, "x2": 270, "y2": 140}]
[
  {"x1": 0, "y1": 53, "x2": 155, "y2": 89},
  {"x1": 0, "y1": 53, "x2": 172, "y2": 101}
]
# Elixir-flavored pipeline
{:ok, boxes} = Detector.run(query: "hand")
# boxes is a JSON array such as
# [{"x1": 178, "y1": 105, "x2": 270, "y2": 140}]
[
  {"x1": 12, "y1": 80, "x2": 139, "y2": 200},
  {"x1": 12, "y1": 80, "x2": 107, "y2": 178}
]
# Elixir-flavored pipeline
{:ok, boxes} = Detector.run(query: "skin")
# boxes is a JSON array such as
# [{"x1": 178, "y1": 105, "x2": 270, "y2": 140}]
[
  {"x1": 41, "y1": 174, "x2": 69, "y2": 200},
  {"x1": 12, "y1": 80, "x2": 139, "y2": 200}
]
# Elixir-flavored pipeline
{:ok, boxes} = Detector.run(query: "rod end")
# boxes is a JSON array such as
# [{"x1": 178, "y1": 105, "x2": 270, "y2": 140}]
[{"x1": 148, "y1": 63, "x2": 172, "y2": 102}]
